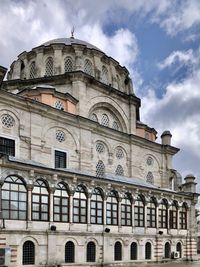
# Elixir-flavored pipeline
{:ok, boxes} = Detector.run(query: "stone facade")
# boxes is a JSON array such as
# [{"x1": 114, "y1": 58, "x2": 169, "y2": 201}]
[{"x1": 0, "y1": 38, "x2": 199, "y2": 267}]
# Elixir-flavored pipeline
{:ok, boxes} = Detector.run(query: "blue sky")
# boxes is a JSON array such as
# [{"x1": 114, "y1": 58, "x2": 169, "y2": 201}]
[{"x1": 1, "y1": 0, "x2": 200, "y2": 198}]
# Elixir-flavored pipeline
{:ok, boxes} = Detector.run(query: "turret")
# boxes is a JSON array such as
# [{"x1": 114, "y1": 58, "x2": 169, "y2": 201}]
[
  {"x1": 161, "y1": 130, "x2": 172, "y2": 145},
  {"x1": 182, "y1": 174, "x2": 197, "y2": 193}
]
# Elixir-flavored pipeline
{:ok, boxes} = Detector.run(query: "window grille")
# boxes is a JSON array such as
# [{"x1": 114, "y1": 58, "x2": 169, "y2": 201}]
[
  {"x1": 134, "y1": 195, "x2": 145, "y2": 227},
  {"x1": 0, "y1": 137, "x2": 15, "y2": 156},
  {"x1": 121, "y1": 193, "x2": 132, "y2": 226},
  {"x1": 91, "y1": 188, "x2": 103, "y2": 224},
  {"x1": 29, "y1": 61, "x2": 36, "y2": 79},
  {"x1": 87, "y1": 242, "x2": 96, "y2": 262},
  {"x1": 84, "y1": 59, "x2": 93, "y2": 76},
  {"x1": 55, "y1": 150, "x2": 67, "y2": 168},
  {"x1": 145, "y1": 242, "x2": 151, "y2": 260},
  {"x1": 1, "y1": 176, "x2": 27, "y2": 220},
  {"x1": 158, "y1": 200, "x2": 168, "y2": 228},
  {"x1": 64, "y1": 57, "x2": 73, "y2": 72},
  {"x1": 54, "y1": 182, "x2": 69, "y2": 222},
  {"x1": 56, "y1": 130, "x2": 65, "y2": 142},
  {"x1": 90, "y1": 113, "x2": 98, "y2": 122},
  {"x1": 146, "y1": 156, "x2": 153, "y2": 166},
  {"x1": 106, "y1": 191, "x2": 118, "y2": 225},
  {"x1": 115, "y1": 165, "x2": 124, "y2": 176},
  {"x1": 45, "y1": 57, "x2": 53, "y2": 76},
  {"x1": 101, "y1": 114, "x2": 109, "y2": 127},
  {"x1": 101, "y1": 66, "x2": 109, "y2": 84},
  {"x1": 147, "y1": 198, "x2": 156, "y2": 228},
  {"x1": 65, "y1": 241, "x2": 75, "y2": 263},
  {"x1": 179, "y1": 204, "x2": 187, "y2": 229},
  {"x1": 112, "y1": 121, "x2": 119, "y2": 130},
  {"x1": 1, "y1": 114, "x2": 15, "y2": 128},
  {"x1": 23, "y1": 241, "x2": 35, "y2": 265},
  {"x1": 96, "y1": 142, "x2": 105, "y2": 153},
  {"x1": 32, "y1": 179, "x2": 49, "y2": 221},
  {"x1": 55, "y1": 100, "x2": 64, "y2": 111},
  {"x1": 116, "y1": 148, "x2": 124, "y2": 159},
  {"x1": 130, "y1": 242, "x2": 137, "y2": 260},
  {"x1": 73, "y1": 185, "x2": 87, "y2": 223},
  {"x1": 169, "y1": 201, "x2": 178, "y2": 229},
  {"x1": 114, "y1": 242, "x2": 122, "y2": 261},
  {"x1": 96, "y1": 160, "x2": 105, "y2": 177},
  {"x1": 146, "y1": 172, "x2": 154, "y2": 184}
]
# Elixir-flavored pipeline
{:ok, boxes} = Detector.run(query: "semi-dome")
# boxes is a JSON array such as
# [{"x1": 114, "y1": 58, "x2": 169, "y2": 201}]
[{"x1": 41, "y1": 37, "x2": 101, "y2": 51}]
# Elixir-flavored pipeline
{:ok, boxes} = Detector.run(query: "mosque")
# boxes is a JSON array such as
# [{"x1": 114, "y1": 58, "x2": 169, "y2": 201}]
[{"x1": 0, "y1": 35, "x2": 198, "y2": 267}]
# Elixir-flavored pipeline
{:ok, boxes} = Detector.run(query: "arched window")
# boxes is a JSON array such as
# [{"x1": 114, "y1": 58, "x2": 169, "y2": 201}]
[
  {"x1": 179, "y1": 203, "x2": 187, "y2": 229},
  {"x1": 169, "y1": 201, "x2": 178, "y2": 229},
  {"x1": 176, "y1": 242, "x2": 182, "y2": 258},
  {"x1": 90, "y1": 113, "x2": 98, "y2": 122},
  {"x1": 114, "y1": 241, "x2": 122, "y2": 261},
  {"x1": 134, "y1": 195, "x2": 145, "y2": 227},
  {"x1": 32, "y1": 179, "x2": 49, "y2": 221},
  {"x1": 87, "y1": 242, "x2": 96, "y2": 262},
  {"x1": 101, "y1": 66, "x2": 109, "y2": 84},
  {"x1": 96, "y1": 160, "x2": 105, "y2": 177},
  {"x1": 130, "y1": 242, "x2": 137, "y2": 260},
  {"x1": 91, "y1": 188, "x2": 103, "y2": 224},
  {"x1": 115, "y1": 165, "x2": 124, "y2": 176},
  {"x1": 145, "y1": 242, "x2": 151, "y2": 260},
  {"x1": 121, "y1": 193, "x2": 132, "y2": 226},
  {"x1": 54, "y1": 182, "x2": 69, "y2": 222},
  {"x1": 73, "y1": 185, "x2": 87, "y2": 223},
  {"x1": 65, "y1": 241, "x2": 75, "y2": 263},
  {"x1": 164, "y1": 242, "x2": 171, "y2": 259},
  {"x1": 45, "y1": 57, "x2": 53, "y2": 76},
  {"x1": 169, "y1": 177, "x2": 175, "y2": 190},
  {"x1": 112, "y1": 121, "x2": 119, "y2": 130},
  {"x1": 64, "y1": 57, "x2": 73, "y2": 72},
  {"x1": 158, "y1": 199, "x2": 168, "y2": 228},
  {"x1": 1, "y1": 176, "x2": 27, "y2": 220},
  {"x1": 101, "y1": 114, "x2": 109, "y2": 127},
  {"x1": 84, "y1": 59, "x2": 93, "y2": 76},
  {"x1": 116, "y1": 148, "x2": 124, "y2": 159},
  {"x1": 29, "y1": 61, "x2": 36, "y2": 79},
  {"x1": 147, "y1": 197, "x2": 156, "y2": 228},
  {"x1": 23, "y1": 241, "x2": 35, "y2": 265},
  {"x1": 146, "y1": 172, "x2": 154, "y2": 184},
  {"x1": 106, "y1": 191, "x2": 118, "y2": 225},
  {"x1": 96, "y1": 142, "x2": 105, "y2": 154}
]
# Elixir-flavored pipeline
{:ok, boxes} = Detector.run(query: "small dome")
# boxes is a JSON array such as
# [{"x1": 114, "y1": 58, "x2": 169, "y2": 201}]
[{"x1": 41, "y1": 37, "x2": 101, "y2": 51}]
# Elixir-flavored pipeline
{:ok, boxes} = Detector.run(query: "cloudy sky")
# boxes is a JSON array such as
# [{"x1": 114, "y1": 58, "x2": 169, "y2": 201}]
[{"x1": 1, "y1": 0, "x2": 200, "y2": 196}]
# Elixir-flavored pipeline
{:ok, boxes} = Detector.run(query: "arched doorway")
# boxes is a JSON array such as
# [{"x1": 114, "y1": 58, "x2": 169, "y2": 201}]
[
  {"x1": 145, "y1": 242, "x2": 151, "y2": 260},
  {"x1": 164, "y1": 242, "x2": 171, "y2": 258},
  {"x1": 176, "y1": 242, "x2": 182, "y2": 258}
]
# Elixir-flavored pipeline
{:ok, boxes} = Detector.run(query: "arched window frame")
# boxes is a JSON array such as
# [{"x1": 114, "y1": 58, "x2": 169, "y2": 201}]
[
  {"x1": 96, "y1": 160, "x2": 105, "y2": 177},
  {"x1": 130, "y1": 242, "x2": 137, "y2": 260},
  {"x1": 158, "y1": 199, "x2": 168, "y2": 228},
  {"x1": 65, "y1": 241, "x2": 75, "y2": 263},
  {"x1": 23, "y1": 240, "x2": 35, "y2": 265},
  {"x1": 64, "y1": 57, "x2": 73, "y2": 72},
  {"x1": 169, "y1": 201, "x2": 178, "y2": 229},
  {"x1": 176, "y1": 242, "x2": 182, "y2": 258},
  {"x1": 73, "y1": 185, "x2": 87, "y2": 223},
  {"x1": 147, "y1": 197, "x2": 157, "y2": 228},
  {"x1": 32, "y1": 179, "x2": 49, "y2": 221},
  {"x1": 115, "y1": 165, "x2": 124, "y2": 176},
  {"x1": 87, "y1": 241, "x2": 96, "y2": 262},
  {"x1": 53, "y1": 182, "x2": 69, "y2": 222},
  {"x1": 29, "y1": 61, "x2": 36, "y2": 79},
  {"x1": 179, "y1": 203, "x2": 187, "y2": 229},
  {"x1": 121, "y1": 193, "x2": 132, "y2": 226},
  {"x1": 164, "y1": 242, "x2": 171, "y2": 259},
  {"x1": 84, "y1": 59, "x2": 93, "y2": 76},
  {"x1": 101, "y1": 114, "x2": 109, "y2": 127},
  {"x1": 114, "y1": 241, "x2": 122, "y2": 261},
  {"x1": 90, "y1": 188, "x2": 103, "y2": 224},
  {"x1": 45, "y1": 57, "x2": 54, "y2": 76},
  {"x1": 134, "y1": 195, "x2": 145, "y2": 227},
  {"x1": 90, "y1": 113, "x2": 98, "y2": 122},
  {"x1": 101, "y1": 66, "x2": 109, "y2": 84},
  {"x1": 106, "y1": 191, "x2": 118, "y2": 225},
  {"x1": 1, "y1": 175, "x2": 27, "y2": 220},
  {"x1": 145, "y1": 242, "x2": 152, "y2": 260}
]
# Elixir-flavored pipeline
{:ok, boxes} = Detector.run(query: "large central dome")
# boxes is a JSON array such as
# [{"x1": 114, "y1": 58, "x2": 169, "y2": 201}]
[{"x1": 42, "y1": 37, "x2": 101, "y2": 51}]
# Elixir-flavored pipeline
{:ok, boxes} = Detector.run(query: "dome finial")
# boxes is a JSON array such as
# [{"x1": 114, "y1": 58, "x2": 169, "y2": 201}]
[{"x1": 71, "y1": 26, "x2": 75, "y2": 39}]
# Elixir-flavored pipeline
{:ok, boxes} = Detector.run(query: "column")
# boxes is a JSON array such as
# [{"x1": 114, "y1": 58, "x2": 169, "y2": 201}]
[
  {"x1": 49, "y1": 187, "x2": 55, "y2": 222},
  {"x1": 87, "y1": 195, "x2": 91, "y2": 231},
  {"x1": 27, "y1": 184, "x2": 33, "y2": 221},
  {"x1": 118, "y1": 198, "x2": 122, "y2": 232}
]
